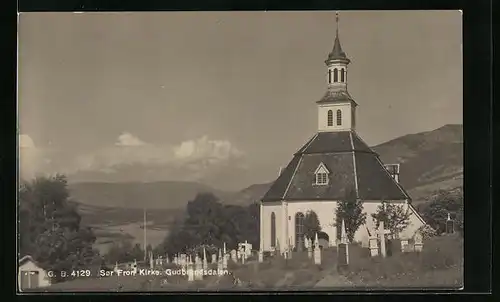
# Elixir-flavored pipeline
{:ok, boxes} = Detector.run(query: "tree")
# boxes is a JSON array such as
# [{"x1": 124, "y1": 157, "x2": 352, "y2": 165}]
[
  {"x1": 335, "y1": 189, "x2": 366, "y2": 243},
  {"x1": 19, "y1": 175, "x2": 100, "y2": 282},
  {"x1": 104, "y1": 241, "x2": 145, "y2": 264},
  {"x1": 156, "y1": 193, "x2": 261, "y2": 257},
  {"x1": 371, "y1": 201, "x2": 411, "y2": 238},
  {"x1": 303, "y1": 211, "x2": 322, "y2": 243},
  {"x1": 420, "y1": 188, "x2": 463, "y2": 234}
]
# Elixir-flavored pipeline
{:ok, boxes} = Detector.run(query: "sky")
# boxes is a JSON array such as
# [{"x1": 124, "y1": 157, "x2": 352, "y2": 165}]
[{"x1": 18, "y1": 11, "x2": 463, "y2": 191}]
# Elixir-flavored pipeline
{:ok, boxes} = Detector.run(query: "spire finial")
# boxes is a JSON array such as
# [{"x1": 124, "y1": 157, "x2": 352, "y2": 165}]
[{"x1": 336, "y1": 11, "x2": 339, "y2": 36}]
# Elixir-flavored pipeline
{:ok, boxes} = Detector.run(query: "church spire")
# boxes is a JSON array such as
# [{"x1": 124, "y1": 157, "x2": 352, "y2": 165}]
[
  {"x1": 326, "y1": 12, "x2": 350, "y2": 64},
  {"x1": 318, "y1": 11, "x2": 357, "y2": 133}
]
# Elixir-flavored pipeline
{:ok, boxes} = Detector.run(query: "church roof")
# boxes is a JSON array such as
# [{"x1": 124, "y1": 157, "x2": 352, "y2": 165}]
[
  {"x1": 262, "y1": 131, "x2": 410, "y2": 202},
  {"x1": 316, "y1": 89, "x2": 357, "y2": 105},
  {"x1": 327, "y1": 35, "x2": 350, "y2": 62}
]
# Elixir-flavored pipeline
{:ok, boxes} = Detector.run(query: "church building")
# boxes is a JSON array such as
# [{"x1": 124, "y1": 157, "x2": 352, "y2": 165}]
[{"x1": 259, "y1": 13, "x2": 426, "y2": 252}]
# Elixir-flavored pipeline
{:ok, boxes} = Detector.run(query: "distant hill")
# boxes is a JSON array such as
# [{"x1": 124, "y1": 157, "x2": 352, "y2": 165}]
[
  {"x1": 68, "y1": 181, "x2": 232, "y2": 210},
  {"x1": 372, "y1": 124, "x2": 463, "y2": 200},
  {"x1": 69, "y1": 124, "x2": 462, "y2": 213}
]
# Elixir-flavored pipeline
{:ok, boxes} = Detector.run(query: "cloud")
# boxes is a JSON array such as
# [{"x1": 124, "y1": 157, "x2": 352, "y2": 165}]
[
  {"x1": 115, "y1": 132, "x2": 146, "y2": 147},
  {"x1": 19, "y1": 134, "x2": 36, "y2": 149},
  {"x1": 18, "y1": 134, "x2": 47, "y2": 180},
  {"x1": 18, "y1": 131, "x2": 247, "y2": 185},
  {"x1": 68, "y1": 133, "x2": 246, "y2": 181},
  {"x1": 174, "y1": 135, "x2": 245, "y2": 162}
]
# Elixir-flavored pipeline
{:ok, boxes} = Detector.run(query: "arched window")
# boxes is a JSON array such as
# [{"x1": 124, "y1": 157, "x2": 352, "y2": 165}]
[
  {"x1": 333, "y1": 68, "x2": 338, "y2": 82},
  {"x1": 336, "y1": 110, "x2": 342, "y2": 126},
  {"x1": 341, "y1": 68, "x2": 345, "y2": 82},
  {"x1": 295, "y1": 212, "x2": 305, "y2": 251},
  {"x1": 327, "y1": 110, "x2": 333, "y2": 126},
  {"x1": 328, "y1": 70, "x2": 332, "y2": 84},
  {"x1": 270, "y1": 212, "x2": 276, "y2": 248}
]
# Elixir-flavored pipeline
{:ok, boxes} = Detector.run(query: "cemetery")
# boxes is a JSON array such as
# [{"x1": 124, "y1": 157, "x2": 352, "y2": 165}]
[{"x1": 44, "y1": 216, "x2": 463, "y2": 291}]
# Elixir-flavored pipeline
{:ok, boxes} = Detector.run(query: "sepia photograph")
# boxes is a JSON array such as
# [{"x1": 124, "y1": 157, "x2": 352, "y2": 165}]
[{"x1": 17, "y1": 10, "x2": 463, "y2": 292}]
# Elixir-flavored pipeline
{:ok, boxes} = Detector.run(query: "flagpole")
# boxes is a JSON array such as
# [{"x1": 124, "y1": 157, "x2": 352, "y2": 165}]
[{"x1": 144, "y1": 207, "x2": 147, "y2": 262}]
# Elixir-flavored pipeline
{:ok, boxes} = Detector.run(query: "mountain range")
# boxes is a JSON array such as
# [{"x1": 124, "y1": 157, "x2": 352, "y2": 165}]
[{"x1": 69, "y1": 124, "x2": 463, "y2": 212}]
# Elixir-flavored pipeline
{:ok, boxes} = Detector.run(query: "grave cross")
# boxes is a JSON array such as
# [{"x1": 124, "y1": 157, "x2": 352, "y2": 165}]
[
  {"x1": 376, "y1": 220, "x2": 391, "y2": 258},
  {"x1": 446, "y1": 212, "x2": 455, "y2": 234}
]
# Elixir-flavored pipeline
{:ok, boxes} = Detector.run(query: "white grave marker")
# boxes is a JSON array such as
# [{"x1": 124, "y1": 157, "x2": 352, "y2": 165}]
[
  {"x1": 400, "y1": 239, "x2": 409, "y2": 252},
  {"x1": 377, "y1": 221, "x2": 391, "y2": 258},
  {"x1": 195, "y1": 256, "x2": 203, "y2": 280},
  {"x1": 414, "y1": 231, "x2": 423, "y2": 252},
  {"x1": 231, "y1": 249, "x2": 237, "y2": 262},
  {"x1": 203, "y1": 247, "x2": 208, "y2": 270},
  {"x1": 369, "y1": 236, "x2": 379, "y2": 257},
  {"x1": 314, "y1": 233, "x2": 321, "y2": 265},
  {"x1": 187, "y1": 258, "x2": 194, "y2": 282}
]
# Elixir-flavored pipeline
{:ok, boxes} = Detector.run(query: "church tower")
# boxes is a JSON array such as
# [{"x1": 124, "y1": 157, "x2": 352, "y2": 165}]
[{"x1": 317, "y1": 12, "x2": 357, "y2": 132}]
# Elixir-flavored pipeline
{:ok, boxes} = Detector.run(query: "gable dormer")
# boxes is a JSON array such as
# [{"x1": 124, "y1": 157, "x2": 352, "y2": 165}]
[{"x1": 314, "y1": 162, "x2": 330, "y2": 185}]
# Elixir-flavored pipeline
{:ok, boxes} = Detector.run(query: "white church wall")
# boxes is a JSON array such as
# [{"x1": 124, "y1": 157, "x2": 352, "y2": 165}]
[
  {"x1": 399, "y1": 204, "x2": 426, "y2": 239},
  {"x1": 354, "y1": 200, "x2": 426, "y2": 243},
  {"x1": 317, "y1": 103, "x2": 353, "y2": 132},
  {"x1": 260, "y1": 202, "x2": 283, "y2": 252},
  {"x1": 286, "y1": 200, "x2": 338, "y2": 248},
  {"x1": 261, "y1": 199, "x2": 426, "y2": 251}
]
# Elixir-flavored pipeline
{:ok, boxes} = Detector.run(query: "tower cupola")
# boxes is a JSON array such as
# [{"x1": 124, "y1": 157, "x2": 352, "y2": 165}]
[{"x1": 317, "y1": 12, "x2": 358, "y2": 133}]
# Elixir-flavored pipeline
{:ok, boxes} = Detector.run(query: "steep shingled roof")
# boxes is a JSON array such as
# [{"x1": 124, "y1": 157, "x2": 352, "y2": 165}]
[{"x1": 262, "y1": 131, "x2": 410, "y2": 202}]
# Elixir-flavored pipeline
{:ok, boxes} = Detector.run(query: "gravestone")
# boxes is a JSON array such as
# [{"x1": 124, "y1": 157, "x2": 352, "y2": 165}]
[
  {"x1": 173, "y1": 256, "x2": 178, "y2": 266},
  {"x1": 244, "y1": 240, "x2": 252, "y2": 258},
  {"x1": 149, "y1": 253, "x2": 154, "y2": 269},
  {"x1": 377, "y1": 221, "x2": 391, "y2": 258},
  {"x1": 446, "y1": 213, "x2": 455, "y2": 234},
  {"x1": 306, "y1": 237, "x2": 313, "y2": 259},
  {"x1": 187, "y1": 259, "x2": 194, "y2": 282},
  {"x1": 222, "y1": 251, "x2": 228, "y2": 269},
  {"x1": 231, "y1": 249, "x2": 237, "y2": 262},
  {"x1": 258, "y1": 250, "x2": 263, "y2": 263},
  {"x1": 337, "y1": 219, "x2": 349, "y2": 267},
  {"x1": 203, "y1": 248, "x2": 208, "y2": 270},
  {"x1": 369, "y1": 236, "x2": 379, "y2": 257},
  {"x1": 337, "y1": 243, "x2": 348, "y2": 266},
  {"x1": 131, "y1": 259, "x2": 138, "y2": 275},
  {"x1": 387, "y1": 239, "x2": 394, "y2": 256},
  {"x1": 217, "y1": 256, "x2": 223, "y2": 272},
  {"x1": 195, "y1": 257, "x2": 203, "y2": 280},
  {"x1": 401, "y1": 239, "x2": 410, "y2": 252},
  {"x1": 211, "y1": 254, "x2": 217, "y2": 264},
  {"x1": 414, "y1": 231, "x2": 423, "y2": 252},
  {"x1": 314, "y1": 232, "x2": 321, "y2": 265}
]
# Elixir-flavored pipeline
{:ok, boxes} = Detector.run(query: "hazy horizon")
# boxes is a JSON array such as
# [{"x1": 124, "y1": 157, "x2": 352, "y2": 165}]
[{"x1": 18, "y1": 11, "x2": 463, "y2": 191}]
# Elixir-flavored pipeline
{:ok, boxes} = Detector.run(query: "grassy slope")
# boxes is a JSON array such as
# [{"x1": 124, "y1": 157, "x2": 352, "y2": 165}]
[{"x1": 41, "y1": 235, "x2": 462, "y2": 291}]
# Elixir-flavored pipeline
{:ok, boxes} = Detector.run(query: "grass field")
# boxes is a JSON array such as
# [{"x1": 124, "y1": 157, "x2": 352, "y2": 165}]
[
  {"x1": 38, "y1": 234, "x2": 462, "y2": 292},
  {"x1": 77, "y1": 203, "x2": 180, "y2": 254}
]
